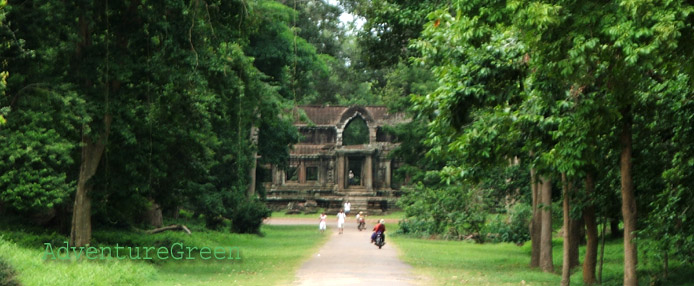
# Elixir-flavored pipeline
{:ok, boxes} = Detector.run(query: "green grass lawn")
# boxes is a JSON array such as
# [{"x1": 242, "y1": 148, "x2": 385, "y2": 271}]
[
  {"x1": 0, "y1": 224, "x2": 329, "y2": 286},
  {"x1": 148, "y1": 225, "x2": 329, "y2": 286},
  {"x1": 0, "y1": 238, "x2": 157, "y2": 285},
  {"x1": 391, "y1": 235, "x2": 694, "y2": 286}
]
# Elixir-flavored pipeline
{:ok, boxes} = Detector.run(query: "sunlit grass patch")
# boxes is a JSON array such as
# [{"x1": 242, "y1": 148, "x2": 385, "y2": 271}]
[
  {"x1": 0, "y1": 238, "x2": 156, "y2": 286},
  {"x1": 148, "y1": 224, "x2": 330, "y2": 286},
  {"x1": 0, "y1": 222, "x2": 329, "y2": 286},
  {"x1": 392, "y1": 235, "x2": 694, "y2": 286}
]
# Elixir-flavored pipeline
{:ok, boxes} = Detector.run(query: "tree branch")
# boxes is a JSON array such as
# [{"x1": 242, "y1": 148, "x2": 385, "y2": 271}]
[{"x1": 146, "y1": 224, "x2": 192, "y2": 235}]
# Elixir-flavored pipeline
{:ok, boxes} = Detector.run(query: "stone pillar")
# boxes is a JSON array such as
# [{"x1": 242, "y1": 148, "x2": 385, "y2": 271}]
[
  {"x1": 336, "y1": 127, "x2": 344, "y2": 146},
  {"x1": 327, "y1": 159, "x2": 334, "y2": 184},
  {"x1": 272, "y1": 164, "x2": 279, "y2": 185},
  {"x1": 298, "y1": 161, "x2": 306, "y2": 184},
  {"x1": 319, "y1": 159, "x2": 326, "y2": 185},
  {"x1": 337, "y1": 154, "x2": 345, "y2": 191},
  {"x1": 365, "y1": 155, "x2": 373, "y2": 191},
  {"x1": 247, "y1": 125, "x2": 259, "y2": 197},
  {"x1": 385, "y1": 160, "x2": 391, "y2": 189},
  {"x1": 369, "y1": 127, "x2": 377, "y2": 144}
]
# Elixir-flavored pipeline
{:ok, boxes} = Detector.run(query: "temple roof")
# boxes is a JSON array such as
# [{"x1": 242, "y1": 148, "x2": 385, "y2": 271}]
[
  {"x1": 294, "y1": 105, "x2": 406, "y2": 127},
  {"x1": 291, "y1": 144, "x2": 332, "y2": 155}
]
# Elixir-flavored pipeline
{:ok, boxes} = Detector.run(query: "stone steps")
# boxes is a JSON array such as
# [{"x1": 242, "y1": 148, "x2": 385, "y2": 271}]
[{"x1": 345, "y1": 197, "x2": 368, "y2": 214}]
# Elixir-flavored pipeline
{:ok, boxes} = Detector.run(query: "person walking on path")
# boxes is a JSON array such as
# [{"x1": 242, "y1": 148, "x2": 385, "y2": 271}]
[
  {"x1": 337, "y1": 209, "x2": 346, "y2": 234},
  {"x1": 319, "y1": 212, "x2": 327, "y2": 233},
  {"x1": 344, "y1": 201, "x2": 351, "y2": 217}
]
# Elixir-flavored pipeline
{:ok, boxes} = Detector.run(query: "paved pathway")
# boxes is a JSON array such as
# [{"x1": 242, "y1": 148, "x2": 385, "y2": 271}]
[{"x1": 265, "y1": 217, "x2": 416, "y2": 285}]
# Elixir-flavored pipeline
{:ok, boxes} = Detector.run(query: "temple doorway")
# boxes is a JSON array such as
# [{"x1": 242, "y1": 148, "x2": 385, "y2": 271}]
[{"x1": 347, "y1": 156, "x2": 363, "y2": 188}]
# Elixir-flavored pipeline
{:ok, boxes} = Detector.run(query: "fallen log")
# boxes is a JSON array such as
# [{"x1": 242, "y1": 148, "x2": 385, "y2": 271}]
[{"x1": 146, "y1": 224, "x2": 191, "y2": 235}]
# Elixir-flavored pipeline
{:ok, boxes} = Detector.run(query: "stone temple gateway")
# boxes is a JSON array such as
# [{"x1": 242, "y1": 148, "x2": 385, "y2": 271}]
[{"x1": 264, "y1": 105, "x2": 407, "y2": 214}]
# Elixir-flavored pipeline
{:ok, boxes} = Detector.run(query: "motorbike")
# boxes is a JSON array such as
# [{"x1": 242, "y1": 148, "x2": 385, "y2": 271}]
[
  {"x1": 374, "y1": 231, "x2": 385, "y2": 249},
  {"x1": 357, "y1": 217, "x2": 366, "y2": 231}
]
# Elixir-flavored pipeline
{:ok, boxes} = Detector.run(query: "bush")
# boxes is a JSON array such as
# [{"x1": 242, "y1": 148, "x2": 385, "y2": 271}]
[
  {"x1": 0, "y1": 258, "x2": 20, "y2": 286},
  {"x1": 397, "y1": 183, "x2": 487, "y2": 240},
  {"x1": 0, "y1": 231, "x2": 67, "y2": 249},
  {"x1": 230, "y1": 197, "x2": 271, "y2": 234},
  {"x1": 481, "y1": 203, "x2": 531, "y2": 244},
  {"x1": 398, "y1": 219, "x2": 435, "y2": 237},
  {"x1": 91, "y1": 230, "x2": 194, "y2": 265}
]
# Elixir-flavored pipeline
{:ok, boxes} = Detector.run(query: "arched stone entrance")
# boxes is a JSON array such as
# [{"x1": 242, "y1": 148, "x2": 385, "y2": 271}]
[{"x1": 264, "y1": 105, "x2": 408, "y2": 214}]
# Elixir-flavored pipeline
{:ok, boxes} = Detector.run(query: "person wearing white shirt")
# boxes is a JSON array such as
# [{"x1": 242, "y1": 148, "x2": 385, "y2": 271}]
[
  {"x1": 319, "y1": 213, "x2": 327, "y2": 233},
  {"x1": 337, "y1": 209, "x2": 346, "y2": 234}
]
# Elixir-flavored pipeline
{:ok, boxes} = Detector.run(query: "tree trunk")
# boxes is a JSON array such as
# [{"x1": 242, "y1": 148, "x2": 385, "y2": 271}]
[
  {"x1": 620, "y1": 108, "x2": 638, "y2": 286},
  {"x1": 583, "y1": 173, "x2": 598, "y2": 285},
  {"x1": 539, "y1": 176, "x2": 554, "y2": 273},
  {"x1": 569, "y1": 177, "x2": 581, "y2": 269},
  {"x1": 561, "y1": 173, "x2": 571, "y2": 286},
  {"x1": 70, "y1": 115, "x2": 112, "y2": 247},
  {"x1": 599, "y1": 219, "x2": 608, "y2": 283},
  {"x1": 144, "y1": 198, "x2": 163, "y2": 227},
  {"x1": 570, "y1": 216, "x2": 582, "y2": 268},
  {"x1": 530, "y1": 168, "x2": 541, "y2": 268},
  {"x1": 172, "y1": 206, "x2": 181, "y2": 220}
]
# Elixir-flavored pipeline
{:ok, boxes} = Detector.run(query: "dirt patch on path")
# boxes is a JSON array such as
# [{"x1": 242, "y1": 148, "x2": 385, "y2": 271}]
[{"x1": 265, "y1": 218, "x2": 416, "y2": 286}]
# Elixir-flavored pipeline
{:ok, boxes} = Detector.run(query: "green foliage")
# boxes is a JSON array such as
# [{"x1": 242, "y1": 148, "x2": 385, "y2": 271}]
[
  {"x1": 481, "y1": 203, "x2": 531, "y2": 244},
  {"x1": 246, "y1": 0, "x2": 330, "y2": 102},
  {"x1": 0, "y1": 87, "x2": 85, "y2": 211},
  {"x1": 485, "y1": 168, "x2": 531, "y2": 212},
  {"x1": 0, "y1": 257, "x2": 20, "y2": 286},
  {"x1": 379, "y1": 63, "x2": 437, "y2": 112},
  {"x1": 0, "y1": 0, "x2": 19, "y2": 128},
  {"x1": 398, "y1": 183, "x2": 486, "y2": 240},
  {"x1": 342, "y1": 116, "x2": 369, "y2": 145},
  {"x1": 0, "y1": 0, "x2": 312, "y2": 235},
  {"x1": 372, "y1": 0, "x2": 694, "y2": 281},
  {"x1": 0, "y1": 230, "x2": 66, "y2": 250},
  {"x1": 228, "y1": 195, "x2": 272, "y2": 234},
  {"x1": 258, "y1": 108, "x2": 300, "y2": 169},
  {"x1": 640, "y1": 74, "x2": 694, "y2": 267},
  {"x1": 282, "y1": 0, "x2": 345, "y2": 58},
  {"x1": 343, "y1": 0, "x2": 445, "y2": 68}
]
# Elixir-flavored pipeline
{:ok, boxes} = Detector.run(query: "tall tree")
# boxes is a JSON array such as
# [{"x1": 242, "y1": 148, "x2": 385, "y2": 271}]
[
  {"x1": 3, "y1": 0, "x2": 308, "y2": 239},
  {"x1": 341, "y1": 0, "x2": 444, "y2": 68},
  {"x1": 411, "y1": 1, "x2": 693, "y2": 284}
]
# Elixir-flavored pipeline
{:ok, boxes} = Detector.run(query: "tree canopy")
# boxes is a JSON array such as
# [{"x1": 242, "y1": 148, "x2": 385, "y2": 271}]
[{"x1": 1, "y1": 0, "x2": 693, "y2": 284}]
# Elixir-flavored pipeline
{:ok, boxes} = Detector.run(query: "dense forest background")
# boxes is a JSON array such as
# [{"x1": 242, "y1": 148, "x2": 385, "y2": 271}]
[
  {"x1": 0, "y1": 0, "x2": 403, "y2": 241},
  {"x1": 1, "y1": 0, "x2": 693, "y2": 285},
  {"x1": 0, "y1": 0, "x2": 367, "y2": 237}
]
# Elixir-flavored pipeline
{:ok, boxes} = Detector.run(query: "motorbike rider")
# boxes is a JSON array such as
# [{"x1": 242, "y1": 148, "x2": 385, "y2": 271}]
[
  {"x1": 371, "y1": 219, "x2": 386, "y2": 243},
  {"x1": 356, "y1": 211, "x2": 365, "y2": 229}
]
